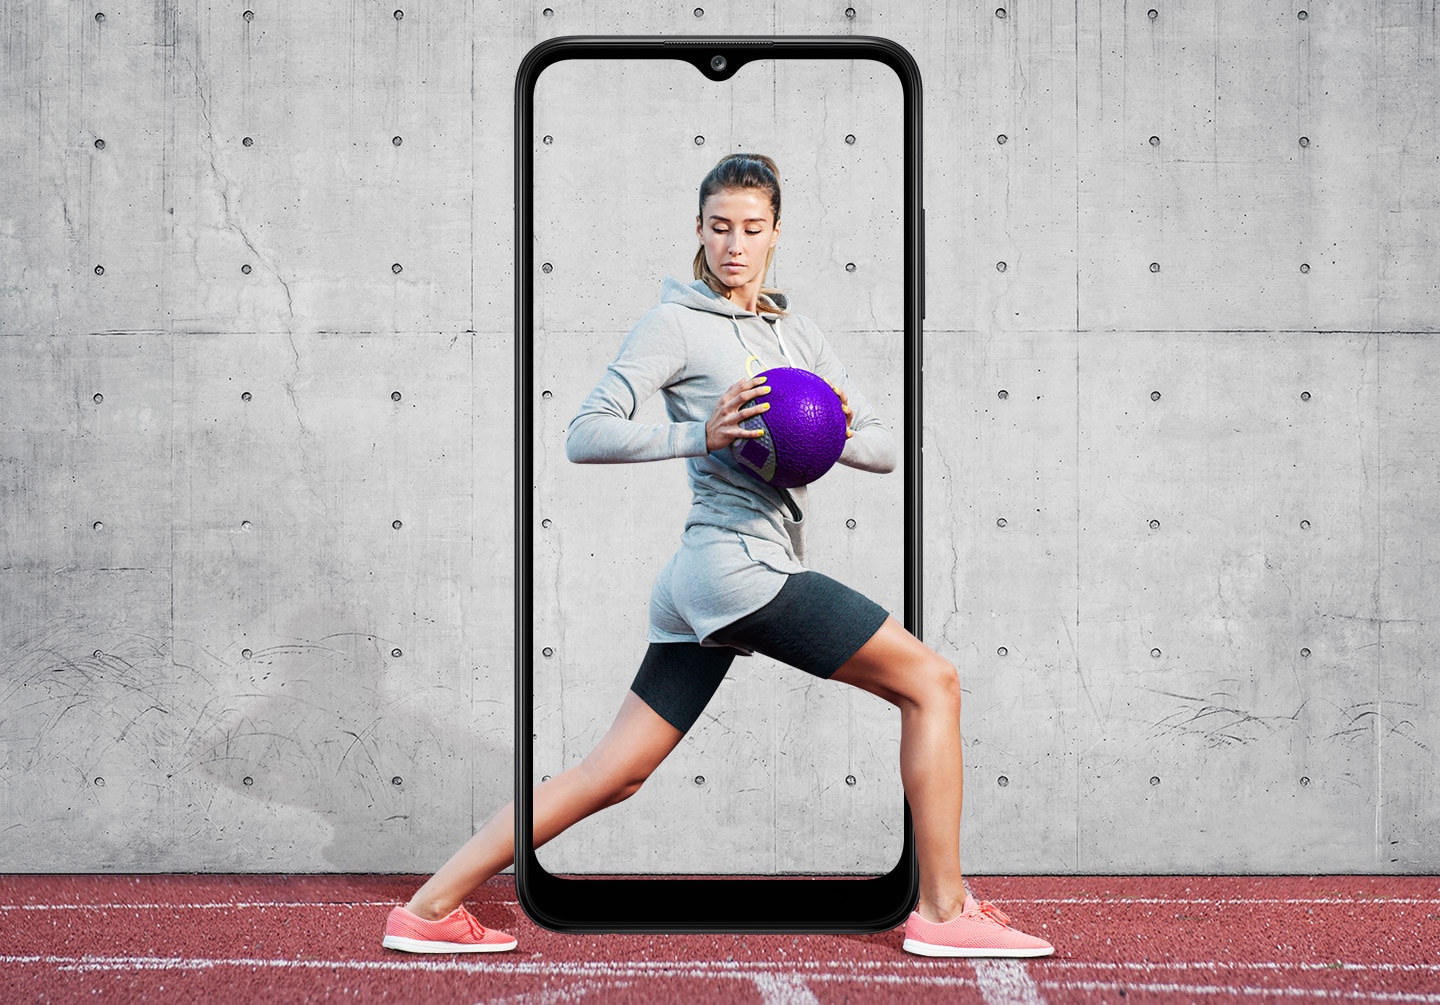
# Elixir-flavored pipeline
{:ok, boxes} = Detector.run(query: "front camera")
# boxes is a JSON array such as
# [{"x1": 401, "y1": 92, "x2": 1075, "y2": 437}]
[{"x1": 710, "y1": 54, "x2": 727, "y2": 72}]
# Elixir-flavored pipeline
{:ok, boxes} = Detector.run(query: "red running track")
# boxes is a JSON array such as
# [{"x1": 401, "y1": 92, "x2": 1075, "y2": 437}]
[{"x1": 2, "y1": 874, "x2": 1437, "y2": 1003}]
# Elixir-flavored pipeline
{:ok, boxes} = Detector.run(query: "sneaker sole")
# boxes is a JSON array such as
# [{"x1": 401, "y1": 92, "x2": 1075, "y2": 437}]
[
  {"x1": 382, "y1": 934, "x2": 518, "y2": 954},
  {"x1": 902, "y1": 937, "x2": 1054, "y2": 958}
]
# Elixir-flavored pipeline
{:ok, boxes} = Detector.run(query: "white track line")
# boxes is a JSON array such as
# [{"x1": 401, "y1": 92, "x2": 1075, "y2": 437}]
[
  {"x1": 4, "y1": 896, "x2": 1435, "y2": 910},
  {"x1": 751, "y1": 972, "x2": 822, "y2": 1005},
  {"x1": 967, "y1": 881, "x2": 1050, "y2": 1005},
  {"x1": 1040, "y1": 979, "x2": 1440, "y2": 1004},
  {"x1": 0, "y1": 900, "x2": 524, "y2": 911},
  {"x1": 976, "y1": 960, "x2": 1048, "y2": 1005},
  {"x1": 1026, "y1": 897, "x2": 1440, "y2": 906},
  {"x1": 1049, "y1": 961, "x2": 1440, "y2": 975},
  {"x1": 5, "y1": 955, "x2": 1438, "y2": 1002}
]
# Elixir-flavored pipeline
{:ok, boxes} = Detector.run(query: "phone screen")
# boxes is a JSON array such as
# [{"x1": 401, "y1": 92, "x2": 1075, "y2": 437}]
[{"x1": 517, "y1": 37, "x2": 921, "y2": 931}]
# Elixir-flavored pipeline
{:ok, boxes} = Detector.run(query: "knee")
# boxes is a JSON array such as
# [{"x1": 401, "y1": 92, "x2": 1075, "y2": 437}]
[
  {"x1": 587, "y1": 760, "x2": 651, "y2": 809},
  {"x1": 916, "y1": 652, "x2": 961, "y2": 714}
]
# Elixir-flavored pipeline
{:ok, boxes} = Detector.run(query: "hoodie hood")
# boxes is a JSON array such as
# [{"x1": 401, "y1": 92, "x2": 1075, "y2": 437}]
[{"x1": 660, "y1": 276, "x2": 789, "y2": 317}]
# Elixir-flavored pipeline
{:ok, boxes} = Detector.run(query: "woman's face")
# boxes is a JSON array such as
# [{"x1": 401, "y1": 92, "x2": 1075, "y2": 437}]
[{"x1": 696, "y1": 187, "x2": 780, "y2": 294}]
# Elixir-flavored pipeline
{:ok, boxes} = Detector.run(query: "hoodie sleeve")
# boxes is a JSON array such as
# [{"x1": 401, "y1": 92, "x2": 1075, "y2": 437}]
[
  {"x1": 802, "y1": 320, "x2": 899, "y2": 474},
  {"x1": 565, "y1": 307, "x2": 711, "y2": 463}
]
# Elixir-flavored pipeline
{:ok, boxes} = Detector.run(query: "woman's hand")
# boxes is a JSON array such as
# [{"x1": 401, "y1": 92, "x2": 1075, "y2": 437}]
[
  {"x1": 831, "y1": 383, "x2": 855, "y2": 438},
  {"x1": 706, "y1": 375, "x2": 772, "y2": 452}
]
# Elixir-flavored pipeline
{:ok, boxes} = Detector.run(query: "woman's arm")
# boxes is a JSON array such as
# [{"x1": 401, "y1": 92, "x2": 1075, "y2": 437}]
[
  {"x1": 805, "y1": 325, "x2": 899, "y2": 474},
  {"x1": 565, "y1": 310, "x2": 708, "y2": 463}
]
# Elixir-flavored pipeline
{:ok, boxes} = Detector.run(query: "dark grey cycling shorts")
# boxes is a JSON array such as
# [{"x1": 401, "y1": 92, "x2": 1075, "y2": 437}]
[{"x1": 629, "y1": 570, "x2": 890, "y2": 733}]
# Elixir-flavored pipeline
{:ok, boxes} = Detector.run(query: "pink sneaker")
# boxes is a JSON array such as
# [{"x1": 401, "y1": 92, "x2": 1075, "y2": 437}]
[
  {"x1": 902, "y1": 898, "x2": 1054, "y2": 958},
  {"x1": 382, "y1": 905, "x2": 518, "y2": 954}
]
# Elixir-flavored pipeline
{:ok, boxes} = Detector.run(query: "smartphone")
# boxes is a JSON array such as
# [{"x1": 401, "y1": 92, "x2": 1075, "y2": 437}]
[{"x1": 515, "y1": 35, "x2": 922, "y2": 932}]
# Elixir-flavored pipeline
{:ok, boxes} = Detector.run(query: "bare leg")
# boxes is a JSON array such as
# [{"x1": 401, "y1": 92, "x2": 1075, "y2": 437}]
[
  {"x1": 829, "y1": 617, "x2": 967, "y2": 925},
  {"x1": 405, "y1": 691, "x2": 685, "y2": 920}
]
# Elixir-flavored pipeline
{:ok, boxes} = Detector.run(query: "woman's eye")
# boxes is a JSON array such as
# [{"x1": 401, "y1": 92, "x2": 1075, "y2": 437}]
[{"x1": 745, "y1": 230, "x2": 762, "y2": 236}]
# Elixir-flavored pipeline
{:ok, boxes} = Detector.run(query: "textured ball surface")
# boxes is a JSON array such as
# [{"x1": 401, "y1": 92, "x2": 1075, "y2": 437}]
[{"x1": 730, "y1": 367, "x2": 848, "y2": 489}]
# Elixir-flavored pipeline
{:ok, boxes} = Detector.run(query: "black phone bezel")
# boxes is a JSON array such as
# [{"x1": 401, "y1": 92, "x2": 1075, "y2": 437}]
[{"x1": 515, "y1": 34, "x2": 924, "y2": 933}]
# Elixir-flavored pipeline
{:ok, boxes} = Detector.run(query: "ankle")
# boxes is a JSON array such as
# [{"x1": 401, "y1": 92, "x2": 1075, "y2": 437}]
[
  {"x1": 403, "y1": 897, "x2": 454, "y2": 922},
  {"x1": 916, "y1": 894, "x2": 970, "y2": 924}
]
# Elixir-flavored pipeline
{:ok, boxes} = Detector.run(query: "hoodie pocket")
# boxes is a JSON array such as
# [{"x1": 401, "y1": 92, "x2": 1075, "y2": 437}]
[{"x1": 738, "y1": 532, "x2": 804, "y2": 575}]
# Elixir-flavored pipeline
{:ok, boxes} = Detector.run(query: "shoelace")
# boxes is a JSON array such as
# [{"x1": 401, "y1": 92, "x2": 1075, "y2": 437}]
[
  {"x1": 460, "y1": 910, "x2": 490, "y2": 941},
  {"x1": 970, "y1": 901, "x2": 1013, "y2": 928}
]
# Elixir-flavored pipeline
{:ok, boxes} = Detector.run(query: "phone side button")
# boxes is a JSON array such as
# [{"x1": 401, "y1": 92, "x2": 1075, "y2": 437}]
[{"x1": 920, "y1": 207, "x2": 926, "y2": 320}]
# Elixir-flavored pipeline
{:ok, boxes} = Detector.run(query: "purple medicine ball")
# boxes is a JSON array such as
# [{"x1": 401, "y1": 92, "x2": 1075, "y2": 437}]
[{"x1": 730, "y1": 367, "x2": 848, "y2": 489}]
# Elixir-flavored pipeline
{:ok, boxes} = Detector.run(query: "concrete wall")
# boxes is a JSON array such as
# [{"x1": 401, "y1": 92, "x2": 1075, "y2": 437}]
[{"x1": 1, "y1": 1, "x2": 1436, "y2": 873}]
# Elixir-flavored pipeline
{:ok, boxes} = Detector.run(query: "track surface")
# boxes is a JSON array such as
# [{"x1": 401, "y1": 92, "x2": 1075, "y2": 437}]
[{"x1": 3, "y1": 875, "x2": 1437, "y2": 1003}]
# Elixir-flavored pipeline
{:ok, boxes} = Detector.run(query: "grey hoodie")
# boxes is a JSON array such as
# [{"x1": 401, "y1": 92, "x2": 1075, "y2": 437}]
[{"x1": 566, "y1": 277, "x2": 897, "y2": 648}]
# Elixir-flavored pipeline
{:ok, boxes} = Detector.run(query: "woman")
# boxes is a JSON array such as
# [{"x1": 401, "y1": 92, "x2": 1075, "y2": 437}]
[{"x1": 382, "y1": 153, "x2": 1053, "y2": 959}]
